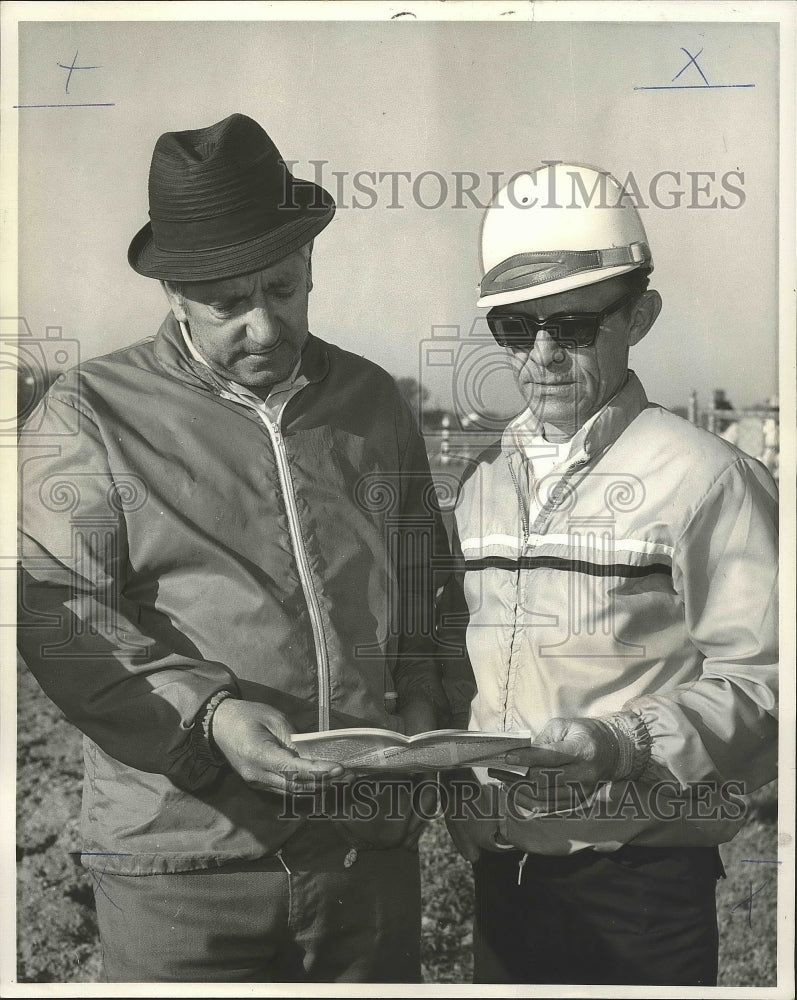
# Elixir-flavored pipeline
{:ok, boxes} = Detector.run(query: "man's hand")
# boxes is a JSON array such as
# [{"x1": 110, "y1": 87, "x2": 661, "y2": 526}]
[
  {"x1": 211, "y1": 699, "x2": 345, "y2": 796},
  {"x1": 499, "y1": 716, "x2": 621, "y2": 813}
]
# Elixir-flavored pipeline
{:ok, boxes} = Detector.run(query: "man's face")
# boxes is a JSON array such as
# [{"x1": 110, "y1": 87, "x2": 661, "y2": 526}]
[
  {"x1": 165, "y1": 250, "x2": 311, "y2": 396},
  {"x1": 497, "y1": 276, "x2": 645, "y2": 440}
]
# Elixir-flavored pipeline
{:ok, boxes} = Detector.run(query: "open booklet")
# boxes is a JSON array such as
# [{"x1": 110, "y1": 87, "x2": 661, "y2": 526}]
[{"x1": 291, "y1": 728, "x2": 533, "y2": 772}]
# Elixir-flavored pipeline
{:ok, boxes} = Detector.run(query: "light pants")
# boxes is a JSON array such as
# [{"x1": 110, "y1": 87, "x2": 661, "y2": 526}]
[{"x1": 91, "y1": 820, "x2": 422, "y2": 983}]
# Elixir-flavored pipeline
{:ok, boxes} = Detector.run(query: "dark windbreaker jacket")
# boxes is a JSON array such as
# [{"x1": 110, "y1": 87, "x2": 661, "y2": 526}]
[{"x1": 18, "y1": 315, "x2": 449, "y2": 874}]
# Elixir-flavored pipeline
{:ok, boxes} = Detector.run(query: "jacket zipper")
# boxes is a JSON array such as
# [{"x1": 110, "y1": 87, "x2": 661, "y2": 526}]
[
  {"x1": 260, "y1": 413, "x2": 331, "y2": 732},
  {"x1": 503, "y1": 451, "x2": 587, "y2": 729},
  {"x1": 507, "y1": 456, "x2": 530, "y2": 543},
  {"x1": 503, "y1": 454, "x2": 530, "y2": 730},
  {"x1": 223, "y1": 388, "x2": 332, "y2": 733}
]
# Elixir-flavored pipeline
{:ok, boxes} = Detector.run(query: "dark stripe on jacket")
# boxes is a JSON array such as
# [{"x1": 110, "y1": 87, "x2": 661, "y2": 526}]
[{"x1": 464, "y1": 555, "x2": 673, "y2": 578}]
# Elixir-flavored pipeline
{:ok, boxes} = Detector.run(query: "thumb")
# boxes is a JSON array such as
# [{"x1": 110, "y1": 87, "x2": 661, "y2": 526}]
[
  {"x1": 531, "y1": 717, "x2": 572, "y2": 747},
  {"x1": 262, "y1": 744, "x2": 345, "y2": 781},
  {"x1": 263, "y1": 723, "x2": 297, "y2": 752},
  {"x1": 258, "y1": 707, "x2": 299, "y2": 750},
  {"x1": 531, "y1": 740, "x2": 584, "y2": 764},
  {"x1": 504, "y1": 742, "x2": 580, "y2": 767}
]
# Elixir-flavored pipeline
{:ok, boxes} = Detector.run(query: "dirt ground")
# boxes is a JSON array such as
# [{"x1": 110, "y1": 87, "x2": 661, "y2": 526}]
[
  {"x1": 16, "y1": 657, "x2": 779, "y2": 985},
  {"x1": 16, "y1": 658, "x2": 102, "y2": 983}
]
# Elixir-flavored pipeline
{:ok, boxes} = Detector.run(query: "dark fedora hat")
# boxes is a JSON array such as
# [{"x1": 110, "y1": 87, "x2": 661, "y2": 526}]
[{"x1": 128, "y1": 113, "x2": 335, "y2": 282}]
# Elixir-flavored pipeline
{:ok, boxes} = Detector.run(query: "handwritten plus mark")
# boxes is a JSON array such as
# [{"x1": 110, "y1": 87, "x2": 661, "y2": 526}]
[
  {"x1": 56, "y1": 51, "x2": 100, "y2": 94},
  {"x1": 729, "y1": 859, "x2": 780, "y2": 928},
  {"x1": 14, "y1": 49, "x2": 113, "y2": 108},
  {"x1": 672, "y1": 47, "x2": 710, "y2": 87},
  {"x1": 730, "y1": 878, "x2": 774, "y2": 929}
]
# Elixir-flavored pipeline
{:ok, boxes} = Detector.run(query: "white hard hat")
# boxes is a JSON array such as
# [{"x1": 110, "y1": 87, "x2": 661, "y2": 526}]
[{"x1": 478, "y1": 161, "x2": 653, "y2": 307}]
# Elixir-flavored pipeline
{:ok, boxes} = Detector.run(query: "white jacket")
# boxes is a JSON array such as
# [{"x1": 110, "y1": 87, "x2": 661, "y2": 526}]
[{"x1": 441, "y1": 372, "x2": 778, "y2": 854}]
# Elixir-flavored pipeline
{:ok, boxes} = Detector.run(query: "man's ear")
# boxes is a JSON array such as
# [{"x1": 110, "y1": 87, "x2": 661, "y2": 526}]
[
  {"x1": 161, "y1": 280, "x2": 188, "y2": 323},
  {"x1": 627, "y1": 290, "x2": 662, "y2": 347}
]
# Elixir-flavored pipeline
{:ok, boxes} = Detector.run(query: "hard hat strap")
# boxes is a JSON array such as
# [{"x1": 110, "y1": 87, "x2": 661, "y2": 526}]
[{"x1": 481, "y1": 242, "x2": 650, "y2": 297}]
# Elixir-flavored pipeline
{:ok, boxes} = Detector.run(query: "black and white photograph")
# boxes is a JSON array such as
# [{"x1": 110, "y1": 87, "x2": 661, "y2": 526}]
[{"x1": 2, "y1": 1, "x2": 794, "y2": 995}]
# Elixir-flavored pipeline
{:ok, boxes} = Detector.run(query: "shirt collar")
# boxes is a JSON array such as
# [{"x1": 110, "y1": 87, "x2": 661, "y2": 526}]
[
  {"x1": 503, "y1": 394, "x2": 602, "y2": 466},
  {"x1": 178, "y1": 320, "x2": 304, "y2": 404},
  {"x1": 502, "y1": 371, "x2": 649, "y2": 465}
]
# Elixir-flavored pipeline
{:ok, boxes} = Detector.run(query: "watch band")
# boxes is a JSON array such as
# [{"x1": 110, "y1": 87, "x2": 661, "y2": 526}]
[{"x1": 197, "y1": 689, "x2": 235, "y2": 763}]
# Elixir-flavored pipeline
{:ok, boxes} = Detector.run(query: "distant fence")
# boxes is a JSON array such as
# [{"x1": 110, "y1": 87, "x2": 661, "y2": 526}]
[
  {"x1": 688, "y1": 391, "x2": 779, "y2": 480},
  {"x1": 427, "y1": 395, "x2": 780, "y2": 508}
]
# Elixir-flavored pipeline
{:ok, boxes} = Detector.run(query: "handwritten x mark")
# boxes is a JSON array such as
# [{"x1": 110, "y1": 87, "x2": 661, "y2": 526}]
[
  {"x1": 88, "y1": 865, "x2": 123, "y2": 912},
  {"x1": 671, "y1": 47, "x2": 710, "y2": 87}
]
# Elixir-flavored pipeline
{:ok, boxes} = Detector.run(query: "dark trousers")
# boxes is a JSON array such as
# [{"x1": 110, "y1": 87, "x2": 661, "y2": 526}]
[
  {"x1": 91, "y1": 821, "x2": 421, "y2": 983},
  {"x1": 473, "y1": 844, "x2": 723, "y2": 985}
]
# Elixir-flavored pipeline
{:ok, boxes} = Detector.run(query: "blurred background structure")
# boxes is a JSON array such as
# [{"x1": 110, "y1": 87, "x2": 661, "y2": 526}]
[{"x1": 390, "y1": 375, "x2": 781, "y2": 509}]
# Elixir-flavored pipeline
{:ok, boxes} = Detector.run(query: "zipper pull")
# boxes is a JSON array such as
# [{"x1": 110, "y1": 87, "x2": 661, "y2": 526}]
[{"x1": 517, "y1": 852, "x2": 528, "y2": 886}]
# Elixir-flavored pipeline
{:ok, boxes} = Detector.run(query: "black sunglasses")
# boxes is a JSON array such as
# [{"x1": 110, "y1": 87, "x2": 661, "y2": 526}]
[{"x1": 486, "y1": 290, "x2": 638, "y2": 350}]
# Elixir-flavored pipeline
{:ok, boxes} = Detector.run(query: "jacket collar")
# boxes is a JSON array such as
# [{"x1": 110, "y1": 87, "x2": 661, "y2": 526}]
[
  {"x1": 152, "y1": 311, "x2": 331, "y2": 393},
  {"x1": 502, "y1": 370, "x2": 650, "y2": 463},
  {"x1": 583, "y1": 371, "x2": 649, "y2": 459}
]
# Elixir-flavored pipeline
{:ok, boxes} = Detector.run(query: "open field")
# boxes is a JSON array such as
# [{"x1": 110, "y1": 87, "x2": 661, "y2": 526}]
[{"x1": 16, "y1": 659, "x2": 779, "y2": 985}]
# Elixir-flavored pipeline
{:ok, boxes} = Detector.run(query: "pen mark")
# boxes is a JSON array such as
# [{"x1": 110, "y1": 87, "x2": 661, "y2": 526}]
[
  {"x1": 729, "y1": 878, "x2": 774, "y2": 929},
  {"x1": 16, "y1": 48, "x2": 114, "y2": 108},
  {"x1": 56, "y1": 50, "x2": 101, "y2": 94},
  {"x1": 672, "y1": 47, "x2": 709, "y2": 86},
  {"x1": 634, "y1": 85, "x2": 755, "y2": 91},
  {"x1": 14, "y1": 103, "x2": 116, "y2": 109},
  {"x1": 88, "y1": 865, "x2": 123, "y2": 912},
  {"x1": 635, "y1": 45, "x2": 754, "y2": 91}
]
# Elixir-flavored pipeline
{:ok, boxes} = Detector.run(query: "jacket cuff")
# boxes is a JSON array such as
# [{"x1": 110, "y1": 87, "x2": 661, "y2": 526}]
[
  {"x1": 600, "y1": 711, "x2": 653, "y2": 781},
  {"x1": 190, "y1": 690, "x2": 235, "y2": 767}
]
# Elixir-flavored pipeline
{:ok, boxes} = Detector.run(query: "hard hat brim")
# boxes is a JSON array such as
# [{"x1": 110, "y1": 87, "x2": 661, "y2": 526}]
[{"x1": 476, "y1": 264, "x2": 641, "y2": 308}]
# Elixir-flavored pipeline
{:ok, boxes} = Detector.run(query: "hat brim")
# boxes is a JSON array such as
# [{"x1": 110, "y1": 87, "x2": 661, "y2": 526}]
[
  {"x1": 476, "y1": 264, "x2": 641, "y2": 308},
  {"x1": 128, "y1": 179, "x2": 335, "y2": 282}
]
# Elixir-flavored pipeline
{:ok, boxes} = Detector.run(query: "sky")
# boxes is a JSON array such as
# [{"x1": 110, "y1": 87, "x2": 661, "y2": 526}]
[{"x1": 14, "y1": 13, "x2": 781, "y2": 418}]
